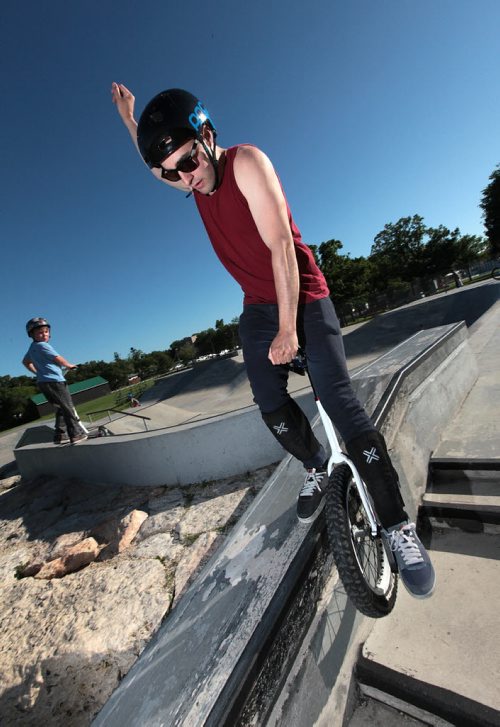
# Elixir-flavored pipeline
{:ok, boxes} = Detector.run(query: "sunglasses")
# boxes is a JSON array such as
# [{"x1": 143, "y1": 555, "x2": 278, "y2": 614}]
[{"x1": 160, "y1": 140, "x2": 200, "y2": 182}]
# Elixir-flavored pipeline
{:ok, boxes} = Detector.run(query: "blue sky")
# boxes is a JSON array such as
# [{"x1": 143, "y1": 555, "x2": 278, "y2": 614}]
[{"x1": 2, "y1": 0, "x2": 499, "y2": 377}]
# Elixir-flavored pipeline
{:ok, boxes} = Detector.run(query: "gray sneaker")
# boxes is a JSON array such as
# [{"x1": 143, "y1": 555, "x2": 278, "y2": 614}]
[
  {"x1": 297, "y1": 467, "x2": 327, "y2": 523},
  {"x1": 383, "y1": 522, "x2": 435, "y2": 599}
]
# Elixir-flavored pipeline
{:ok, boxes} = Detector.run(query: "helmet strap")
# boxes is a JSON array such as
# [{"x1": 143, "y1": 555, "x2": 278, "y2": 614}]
[{"x1": 199, "y1": 127, "x2": 220, "y2": 194}]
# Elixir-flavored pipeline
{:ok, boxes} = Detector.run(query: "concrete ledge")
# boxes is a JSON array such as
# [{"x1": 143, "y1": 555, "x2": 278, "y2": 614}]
[
  {"x1": 14, "y1": 392, "x2": 316, "y2": 487},
  {"x1": 92, "y1": 323, "x2": 478, "y2": 726},
  {"x1": 373, "y1": 323, "x2": 479, "y2": 520},
  {"x1": 14, "y1": 322, "x2": 474, "y2": 492}
]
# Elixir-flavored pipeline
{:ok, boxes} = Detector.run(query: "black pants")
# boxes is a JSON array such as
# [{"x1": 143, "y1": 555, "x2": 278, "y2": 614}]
[
  {"x1": 239, "y1": 297, "x2": 406, "y2": 526},
  {"x1": 239, "y1": 297, "x2": 374, "y2": 446},
  {"x1": 38, "y1": 381, "x2": 84, "y2": 439}
]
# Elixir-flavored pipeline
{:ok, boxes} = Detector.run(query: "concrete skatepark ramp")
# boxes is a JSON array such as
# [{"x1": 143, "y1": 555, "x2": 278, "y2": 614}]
[
  {"x1": 4, "y1": 278, "x2": 499, "y2": 725},
  {"x1": 92, "y1": 317, "x2": 481, "y2": 725},
  {"x1": 14, "y1": 279, "x2": 499, "y2": 487}
]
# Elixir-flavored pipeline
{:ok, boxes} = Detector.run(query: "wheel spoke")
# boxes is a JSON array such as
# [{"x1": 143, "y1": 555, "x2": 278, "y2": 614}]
[{"x1": 325, "y1": 464, "x2": 397, "y2": 617}]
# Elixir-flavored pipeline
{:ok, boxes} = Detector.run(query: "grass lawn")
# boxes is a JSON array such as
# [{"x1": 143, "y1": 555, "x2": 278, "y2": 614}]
[
  {"x1": 77, "y1": 380, "x2": 157, "y2": 421},
  {"x1": 36, "y1": 380, "x2": 156, "y2": 424}
]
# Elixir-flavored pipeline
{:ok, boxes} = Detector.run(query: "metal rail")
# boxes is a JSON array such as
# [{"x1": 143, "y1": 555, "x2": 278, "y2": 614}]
[{"x1": 86, "y1": 408, "x2": 152, "y2": 431}]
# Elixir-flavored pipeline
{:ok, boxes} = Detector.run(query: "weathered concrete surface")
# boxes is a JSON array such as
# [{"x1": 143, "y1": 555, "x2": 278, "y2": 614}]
[
  {"x1": 13, "y1": 388, "x2": 317, "y2": 487},
  {"x1": 342, "y1": 278, "x2": 500, "y2": 368},
  {"x1": 433, "y1": 299, "x2": 500, "y2": 460},
  {"x1": 2, "y1": 280, "x2": 498, "y2": 726},
  {"x1": 348, "y1": 296, "x2": 500, "y2": 727},
  {"x1": 349, "y1": 696, "x2": 434, "y2": 726},
  {"x1": 0, "y1": 465, "x2": 275, "y2": 726},
  {"x1": 92, "y1": 323, "x2": 477, "y2": 726},
  {"x1": 381, "y1": 328, "x2": 478, "y2": 520},
  {"x1": 11, "y1": 279, "x2": 499, "y2": 488},
  {"x1": 358, "y1": 529, "x2": 500, "y2": 724},
  {"x1": 14, "y1": 323, "x2": 472, "y2": 491}
]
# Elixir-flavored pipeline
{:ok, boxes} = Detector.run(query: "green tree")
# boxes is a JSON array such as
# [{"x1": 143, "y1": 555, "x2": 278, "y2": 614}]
[
  {"x1": 317, "y1": 240, "x2": 372, "y2": 306},
  {"x1": 195, "y1": 328, "x2": 217, "y2": 356},
  {"x1": 423, "y1": 226, "x2": 461, "y2": 277},
  {"x1": 308, "y1": 244, "x2": 321, "y2": 267},
  {"x1": 454, "y1": 234, "x2": 487, "y2": 280},
  {"x1": 128, "y1": 347, "x2": 146, "y2": 377},
  {"x1": 178, "y1": 343, "x2": 197, "y2": 364},
  {"x1": 479, "y1": 164, "x2": 500, "y2": 257},
  {"x1": 0, "y1": 385, "x2": 38, "y2": 430},
  {"x1": 141, "y1": 351, "x2": 173, "y2": 377},
  {"x1": 370, "y1": 215, "x2": 427, "y2": 286}
]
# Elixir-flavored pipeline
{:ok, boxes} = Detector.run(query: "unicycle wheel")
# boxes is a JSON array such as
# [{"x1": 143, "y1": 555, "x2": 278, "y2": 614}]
[{"x1": 325, "y1": 464, "x2": 397, "y2": 618}]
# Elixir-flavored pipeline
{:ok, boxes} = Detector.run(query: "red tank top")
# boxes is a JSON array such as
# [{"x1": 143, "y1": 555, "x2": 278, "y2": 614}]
[{"x1": 194, "y1": 145, "x2": 330, "y2": 305}]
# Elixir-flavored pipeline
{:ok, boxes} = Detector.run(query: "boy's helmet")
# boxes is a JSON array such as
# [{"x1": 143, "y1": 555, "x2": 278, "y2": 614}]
[
  {"x1": 26, "y1": 317, "x2": 51, "y2": 337},
  {"x1": 137, "y1": 88, "x2": 216, "y2": 168}
]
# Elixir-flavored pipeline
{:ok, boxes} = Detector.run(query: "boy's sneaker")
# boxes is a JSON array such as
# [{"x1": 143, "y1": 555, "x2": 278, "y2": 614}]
[
  {"x1": 383, "y1": 522, "x2": 435, "y2": 599},
  {"x1": 53, "y1": 434, "x2": 70, "y2": 445},
  {"x1": 71, "y1": 433, "x2": 88, "y2": 445},
  {"x1": 297, "y1": 466, "x2": 327, "y2": 523}
]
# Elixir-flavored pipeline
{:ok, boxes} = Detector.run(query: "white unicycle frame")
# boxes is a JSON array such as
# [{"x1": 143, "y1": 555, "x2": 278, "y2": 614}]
[{"x1": 315, "y1": 399, "x2": 378, "y2": 536}]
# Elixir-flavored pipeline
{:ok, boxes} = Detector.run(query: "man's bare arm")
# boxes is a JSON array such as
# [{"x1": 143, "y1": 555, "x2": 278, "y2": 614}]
[
  {"x1": 234, "y1": 146, "x2": 300, "y2": 365},
  {"x1": 110, "y1": 82, "x2": 190, "y2": 192}
]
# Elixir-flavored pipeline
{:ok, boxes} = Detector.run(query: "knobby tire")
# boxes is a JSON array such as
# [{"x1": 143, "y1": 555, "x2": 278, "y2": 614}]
[{"x1": 325, "y1": 464, "x2": 397, "y2": 618}]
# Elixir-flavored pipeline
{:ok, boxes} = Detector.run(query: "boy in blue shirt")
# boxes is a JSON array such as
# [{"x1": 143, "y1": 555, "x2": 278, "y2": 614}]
[{"x1": 22, "y1": 317, "x2": 87, "y2": 444}]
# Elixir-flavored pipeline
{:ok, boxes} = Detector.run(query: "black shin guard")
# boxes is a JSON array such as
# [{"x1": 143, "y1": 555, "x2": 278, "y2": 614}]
[
  {"x1": 345, "y1": 430, "x2": 407, "y2": 528},
  {"x1": 262, "y1": 398, "x2": 322, "y2": 464}
]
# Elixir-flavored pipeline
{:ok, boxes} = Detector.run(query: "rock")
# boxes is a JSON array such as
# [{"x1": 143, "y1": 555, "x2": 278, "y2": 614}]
[
  {"x1": 176, "y1": 487, "x2": 252, "y2": 542},
  {"x1": 131, "y1": 533, "x2": 185, "y2": 563},
  {"x1": 49, "y1": 531, "x2": 88, "y2": 559},
  {"x1": 19, "y1": 560, "x2": 44, "y2": 578},
  {"x1": 173, "y1": 531, "x2": 221, "y2": 605},
  {"x1": 35, "y1": 538, "x2": 100, "y2": 580},
  {"x1": 0, "y1": 558, "x2": 172, "y2": 725},
  {"x1": 97, "y1": 510, "x2": 148, "y2": 560},
  {"x1": 116, "y1": 510, "x2": 149, "y2": 551},
  {"x1": 0, "y1": 515, "x2": 30, "y2": 544},
  {"x1": 135, "y1": 507, "x2": 185, "y2": 541},
  {"x1": 0, "y1": 546, "x2": 33, "y2": 580},
  {"x1": 0, "y1": 464, "x2": 276, "y2": 724},
  {"x1": 0, "y1": 474, "x2": 21, "y2": 490},
  {"x1": 147, "y1": 489, "x2": 185, "y2": 514}
]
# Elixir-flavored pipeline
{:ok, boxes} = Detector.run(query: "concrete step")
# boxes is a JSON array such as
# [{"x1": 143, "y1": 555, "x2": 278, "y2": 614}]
[
  {"x1": 428, "y1": 467, "x2": 500, "y2": 496},
  {"x1": 355, "y1": 528, "x2": 500, "y2": 727},
  {"x1": 425, "y1": 460, "x2": 500, "y2": 531},
  {"x1": 349, "y1": 691, "x2": 454, "y2": 726},
  {"x1": 430, "y1": 457, "x2": 500, "y2": 473},
  {"x1": 422, "y1": 492, "x2": 500, "y2": 522}
]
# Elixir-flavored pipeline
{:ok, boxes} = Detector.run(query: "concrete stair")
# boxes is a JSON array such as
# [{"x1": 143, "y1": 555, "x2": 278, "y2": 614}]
[
  {"x1": 423, "y1": 458, "x2": 500, "y2": 532},
  {"x1": 349, "y1": 458, "x2": 500, "y2": 727}
]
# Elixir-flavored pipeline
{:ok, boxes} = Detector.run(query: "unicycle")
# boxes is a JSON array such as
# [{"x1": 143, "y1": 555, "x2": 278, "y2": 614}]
[{"x1": 289, "y1": 353, "x2": 398, "y2": 618}]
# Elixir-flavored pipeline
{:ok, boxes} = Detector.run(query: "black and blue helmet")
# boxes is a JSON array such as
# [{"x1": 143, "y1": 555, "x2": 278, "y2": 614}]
[{"x1": 137, "y1": 88, "x2": 216, "y2": 169}]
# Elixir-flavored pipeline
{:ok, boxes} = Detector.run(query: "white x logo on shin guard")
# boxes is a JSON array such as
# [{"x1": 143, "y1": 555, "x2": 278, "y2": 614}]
[
  {"x1": 363, "y1": 447, "x2": 380, "y2": 464},
  {"x1": 273, "y1": 422, "x2": 288, "y2": 435}
]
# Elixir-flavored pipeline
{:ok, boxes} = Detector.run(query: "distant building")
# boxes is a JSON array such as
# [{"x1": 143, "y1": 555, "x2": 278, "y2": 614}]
[
  {"x1": 31, "y1": 376, "x2": 111, "y2": 417},
  {"x1": 127, "y1": 373, "x2": 141, "y2": 385}
]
